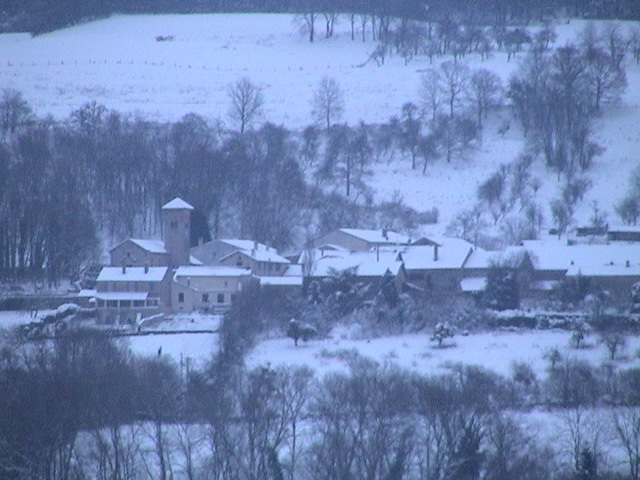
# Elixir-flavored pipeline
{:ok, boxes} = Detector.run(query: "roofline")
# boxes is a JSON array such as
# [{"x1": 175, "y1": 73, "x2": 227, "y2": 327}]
[{"x1": 218, "y1": 249, "x2": 290, "y2": 264}]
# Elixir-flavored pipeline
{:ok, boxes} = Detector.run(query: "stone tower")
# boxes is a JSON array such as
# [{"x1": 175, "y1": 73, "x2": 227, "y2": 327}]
[{"x1": 162, "y1": 197, "x2": 194, "y2": 268}]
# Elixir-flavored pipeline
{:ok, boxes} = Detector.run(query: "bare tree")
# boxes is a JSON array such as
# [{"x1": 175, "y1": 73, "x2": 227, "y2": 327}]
[
  {"x1": 0, "y1": 88, "x2": 33, "y2": 138},
  {"x1": 612, "y1": 404, "x2": 640, "y2": 480},
  {"x1": 440, "y1": 60, "x2": 471, "y2": 118},
  {"x1": 293, "y1": 0, "x2": 318, "y2": 43},
  {"x1": 419, "y1": 68, "x2": 444, "y2": 122},
  {"x1": 470, "y1": 68, "x2": 503, "y2": 128},
  {"x1": 228, "y1": 77, "x2": 264, "y2": 134},
  {"x1": 312, "y1": 76, "x2": 345, "y2": 130}
]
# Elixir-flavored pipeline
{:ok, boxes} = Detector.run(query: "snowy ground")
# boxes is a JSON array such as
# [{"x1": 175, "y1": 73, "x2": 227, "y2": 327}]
[
  {"x1": 247, "y1": 325, "x2": 640, "y2": 379},
  {"x1": 2, "y1": 14, "x2": 640, "y2": 232}
]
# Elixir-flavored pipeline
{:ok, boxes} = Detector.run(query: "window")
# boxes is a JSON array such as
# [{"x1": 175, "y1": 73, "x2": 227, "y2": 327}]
[
  {"x1": 106, "y1": 300, "x2": 117, "y2": 308},
  {"x1": 202, "y1": 293, "x2": 209, "y2": 303},
  {"x1": 178, "y1": 293, "x2": 184, "y2": 303},
  {"x1": 217, "y1": 293, "x2": 224, "y2": 304},
  {"x1": 120, "y1": 300, "x2": 131, "y2": 308},
  {"x1": 133, "y1": 300, "x2": 145, "y2": 307}
]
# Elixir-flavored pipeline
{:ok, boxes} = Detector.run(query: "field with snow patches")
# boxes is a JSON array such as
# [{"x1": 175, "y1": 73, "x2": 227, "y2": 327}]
[{"x1": 1, "y1": 14, "x2": 640, "y2": 233}]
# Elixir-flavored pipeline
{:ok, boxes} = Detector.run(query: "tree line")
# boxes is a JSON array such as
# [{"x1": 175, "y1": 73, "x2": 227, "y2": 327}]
[{"x1": 5, "y1": 0, "x2": 640, "y2": 36}]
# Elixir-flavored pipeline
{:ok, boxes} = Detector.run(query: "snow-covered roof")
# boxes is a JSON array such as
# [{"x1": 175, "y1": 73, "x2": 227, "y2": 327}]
[
  {"x1": 339, "y1": 228, "x2": 411, "y2": 245},
  {"x1": 95, "y1": 292, "x2": 149, "y2": 301},
  {"x1": 566, "y1": 262, "x2": 640, "y2": 277},
  {"x1": 190, "y1": 255, "x2": 204, "y2": 266},
  {"x1": 259, "y1": 276, "x2": 303, "y2": 286},
  {"x1": 399, "y1": 239, "x2": 473, "y2": 270},
  {"x1": 109, "y1": 238, "x2": 167, "y2": 254},
  {"x1": 96, "y1": 266, "x2": 168, "y2": 282},
  {"x1": 162, "y1": 197, "x2": 194, "y2": 210},
  {"x1": 219, "y1": 249, "x2": 290, "y2": 264},
  {"x1": 462, "y1": 246, "x2": 527, "y2": 270},
  {"x1": 460, "y1": 277, "x2": 487, "y2": 292},
  {"x1": 309, "y1": 250, "x2": 402, "y2": 278},
  {"x1": 283, "y1": 264, "x2": 303, "y2": 276},
  {"x1": 129, "y1": 238, "x2": 167, "y2": 253},
  {"x1": 174, "y1": 266, "x2": 252, "y2": 278},
  {"x1": 219, "y1": 239, "x2": 270, "y2": 251},
  {"x1": 523, "y1": 240, "x2": 640, "y2": 272},
  {"x1": 315, "y1": 244, "x2": 349, "y2": 252},
  {"x1": 461, "y1": 247, "x2": 492, "y2": 269},
  {"x1": 77, "y1": 289, "x2": 97, "y2": 298}
]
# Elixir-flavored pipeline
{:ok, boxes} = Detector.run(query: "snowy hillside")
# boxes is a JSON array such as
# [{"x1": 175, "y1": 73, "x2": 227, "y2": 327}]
[{"x1": 1, "y1": 14, "x2": 639, "y2": 231}]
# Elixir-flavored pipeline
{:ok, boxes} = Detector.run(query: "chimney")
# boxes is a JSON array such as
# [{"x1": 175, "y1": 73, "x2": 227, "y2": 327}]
[
  {"x1": 433, "y1": 244, "x2": 439, "y2": 262},
  {"x1": 376, "y1": 245, "x2": 380, "y2": 262},
  {"x1": 626, "y1": 260, "x2": 630, "y2": 268},
  {"x1": 144, "y1": 263, "x2": 149, "y2": 274},
  {"x1": 122, "y1": 264, "x2": 126, "y2": 274},
  {"x1": 254, "y1": 240, "x2": 259, "y2": 251},
  {"x1": 382, "y1": 228, "x2": 388, "y2": 240}
]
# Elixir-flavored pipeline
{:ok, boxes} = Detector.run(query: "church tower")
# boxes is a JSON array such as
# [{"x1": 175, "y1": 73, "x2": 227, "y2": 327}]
[{"x1": 162, "y1": 197, "x2": 194, "y2": 268}]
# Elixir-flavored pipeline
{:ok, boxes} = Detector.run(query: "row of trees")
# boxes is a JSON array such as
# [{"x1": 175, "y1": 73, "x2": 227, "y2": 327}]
[
  {"x1": 7, "y1": 0, "x2": 640, "y2": 35},
  {"x1": 2, "y1": 319, "x2": 640, "y2": 480}
]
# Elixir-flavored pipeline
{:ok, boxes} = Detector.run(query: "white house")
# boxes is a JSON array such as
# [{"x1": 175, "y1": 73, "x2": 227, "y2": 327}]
[{"x1": 172, "y1": 265, "x2": 254, "y2": 313}]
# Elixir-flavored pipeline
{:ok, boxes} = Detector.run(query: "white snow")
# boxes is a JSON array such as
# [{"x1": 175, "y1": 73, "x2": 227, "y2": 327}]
[
  {"x1": 162, "y1": 197, "x2": 195, "y2": 210},
  {"x1": 129, "y1": 238, "x2": 167, "y2": 253},
  {"x1": 246, "y1": 326, "x2": 640, "y2": 379},
  {"x1": 96, "y1": 266, "x2": 168, "y2": 282},
  {"x1": 174, "y1": 265, "x2": 252, "y2": 277}
]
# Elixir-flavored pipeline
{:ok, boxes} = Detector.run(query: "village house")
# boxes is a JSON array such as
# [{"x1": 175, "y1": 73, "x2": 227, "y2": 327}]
[
  {"x1": 460, "y1": 246, "x2": 534, "y2": 299},
  {"x1": 109, "y1": 239, "x2": 170, "y2": 268},
  {"x1": 93, "y1": 265, "x2": 172, "y2": 323},
  {"x1": 397, "y1": 237, "x2": 475, "y2": 291},
  {"x1": 523, "y1": 239, "x2": 640, "y2": 294},
  {"x1": 300, "y1": 247, "x2": 405, "y2": 295},
  {"x1": 191, "y1": 238, "x2": 293, "y2": 277},
  {"x1": 172, "y1": 266, "x2": 254, "y2": 312}
]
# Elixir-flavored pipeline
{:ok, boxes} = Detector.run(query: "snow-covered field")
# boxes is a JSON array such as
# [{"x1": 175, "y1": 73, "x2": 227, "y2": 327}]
[
  {"x1": 246, "y1": 325, "x2": 640, "y2": 379},
  {"x1": 3, "y1": 308, "x2": 639, "y2": 380},
  {"x1": 2, "y1": 14, "x2": 640, "y2": 231}
]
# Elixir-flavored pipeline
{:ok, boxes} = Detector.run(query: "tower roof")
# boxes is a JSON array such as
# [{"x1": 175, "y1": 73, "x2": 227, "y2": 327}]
[{"x1": 162, "y1": 197, "x2": 194, "y2": 210}]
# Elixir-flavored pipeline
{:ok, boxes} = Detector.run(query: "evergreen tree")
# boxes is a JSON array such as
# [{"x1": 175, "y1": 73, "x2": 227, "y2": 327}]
[{"x1": 483, "y1": 264, "x2": 519, "y2": 311}]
